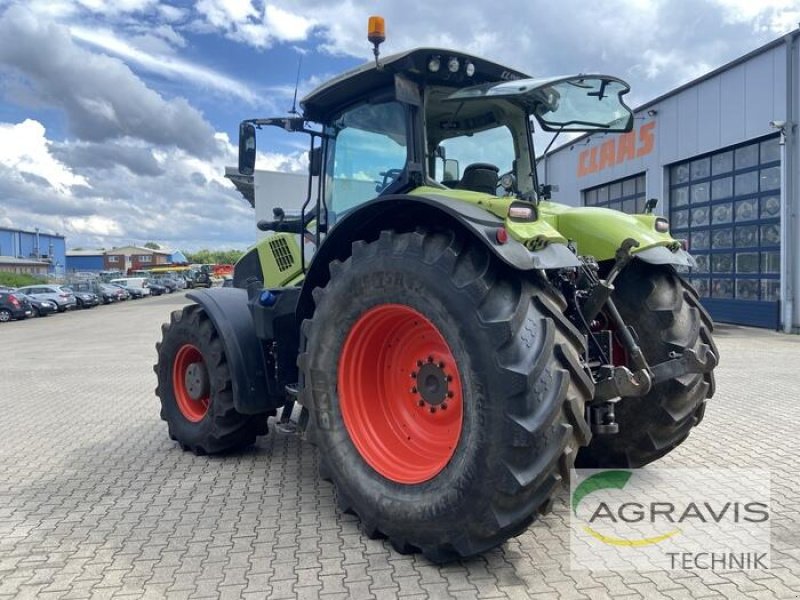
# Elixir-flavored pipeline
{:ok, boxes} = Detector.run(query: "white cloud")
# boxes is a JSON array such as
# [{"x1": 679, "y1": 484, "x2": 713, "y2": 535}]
[
  {"x1": 69, "y1": 25, "x2": 259, "y2": 104},
  {"x1": 194, "y1": 0, "x2": 315, "y2": 48},
  {"x1": 0, "y1": 119, "x2": 88, "y2": 192}
]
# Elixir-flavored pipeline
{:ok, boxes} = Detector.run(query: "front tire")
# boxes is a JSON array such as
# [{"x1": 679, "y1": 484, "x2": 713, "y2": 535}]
[
  {"x1": 155, "y1": 304, "x2": 268, "y2": 454},
  {"x1": 300, "y1": 230, "x2": 592, "y2": 561},
  {"x1": 576, "y1": 261, "x2": 717, "y2": 468}
]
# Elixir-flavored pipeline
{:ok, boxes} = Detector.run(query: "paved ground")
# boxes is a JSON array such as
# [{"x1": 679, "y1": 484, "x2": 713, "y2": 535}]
[{"x1": 1, "y1": 293, "x2": 798, "y2": 599}]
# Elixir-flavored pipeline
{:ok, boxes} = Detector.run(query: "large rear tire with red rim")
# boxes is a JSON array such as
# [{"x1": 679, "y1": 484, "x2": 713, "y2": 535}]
[
  {"x1": 155, "y1": 304, "x2": 267, "y2": 455},
  {"x1": 299, "y1": 230, "x2": 593, "y2": 562}
]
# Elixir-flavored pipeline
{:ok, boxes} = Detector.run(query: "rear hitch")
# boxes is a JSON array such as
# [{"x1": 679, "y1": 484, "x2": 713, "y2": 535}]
[
  {"x1": 589, "y1": 401, "x2": 619, "y2": 435},
  {"x1": 650, "y1": 346, "x2": 718, "y2": 384},
  {"x1": 594, "y1": 364, "x2": 652, "y2": 402}
]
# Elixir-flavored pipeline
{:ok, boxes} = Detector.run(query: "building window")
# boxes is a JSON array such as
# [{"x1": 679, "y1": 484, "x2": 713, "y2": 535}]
[
  {"x1": 107, "y1": 256, "x2": 119, "y2": 264},
  {"x1": 583, "y1": 173, "x2": 646, "y2": 213},
  {"x1": 138, "y1": 255, "x2": 152, "y2": 263},
  {"x1": 669, "y1": 135, "x2": 780, "y2": 302}
]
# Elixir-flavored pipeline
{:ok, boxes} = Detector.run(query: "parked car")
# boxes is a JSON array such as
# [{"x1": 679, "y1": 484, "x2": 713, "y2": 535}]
[
  {"x1": 110, "y1": 277, "x2": 151, "y2": 297},
  {"x1": 15, "y1": 285, "x2": 77, "y2": 312},
  {"x1": 147, "y1": 282, "x2": 167, "y2": 296},
  {"x1": 16, "y1": 292, "x2": 57, "y2": 317},
  {"x1": 97, "y1": 284, "x2": 123, "y2": 303},
  {"x1": 151, "y1": 275, "x2": 182, "y2": 292},
  {"x1": 73, "y1": 290, "x2": 100, "y2": 308},
  {"x1": 0, "y1": 291, "x2": 33, "y2": 322},
  {"x1": 68, "y1": 280, "x2": 115, "y2": 304},
  {"x1": 106, "y1": 284, "x2": 131, "y2": 301}
]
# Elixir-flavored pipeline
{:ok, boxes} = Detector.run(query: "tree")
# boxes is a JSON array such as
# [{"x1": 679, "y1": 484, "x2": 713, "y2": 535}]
[
  {"x1": 144, "y1": 242, "x2": 161, "y2": 250},
  {"x1": 184, "y1": 249, "x2": 245, "y2": 265}
]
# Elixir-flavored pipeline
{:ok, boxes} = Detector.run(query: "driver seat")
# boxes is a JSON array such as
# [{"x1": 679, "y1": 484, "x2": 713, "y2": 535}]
[{"x1": 456, "y1": 163, "x2": 499, "y2": 195}]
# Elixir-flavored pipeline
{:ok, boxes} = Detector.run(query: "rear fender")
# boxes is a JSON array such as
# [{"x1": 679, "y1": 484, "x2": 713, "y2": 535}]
[
  {"x1": 187, "y1": 288, "x2": 275, "y2": 415},
  {"x1": 543, "y1": 203, "x2": 694, "y2": 266}
]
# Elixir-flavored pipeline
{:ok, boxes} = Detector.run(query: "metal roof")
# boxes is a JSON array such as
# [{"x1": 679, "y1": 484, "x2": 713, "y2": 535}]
[{"x1": 300, "y1": 47, "x2": 530, "y2": 122}]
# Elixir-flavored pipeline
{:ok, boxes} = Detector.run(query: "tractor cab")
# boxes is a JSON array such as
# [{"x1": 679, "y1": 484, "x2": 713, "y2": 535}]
[{"x1": 238, "y1": 48, "x2": 634, "y2": 252}]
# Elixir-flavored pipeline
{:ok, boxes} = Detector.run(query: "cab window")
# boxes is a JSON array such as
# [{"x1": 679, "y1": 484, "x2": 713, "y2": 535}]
[{"x1": 328, "y1": 101, "x2": 407, "y2": 215}]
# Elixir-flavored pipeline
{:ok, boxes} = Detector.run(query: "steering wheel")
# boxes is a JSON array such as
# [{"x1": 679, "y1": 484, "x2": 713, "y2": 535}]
[{"x1": 375, "y1": 168, "x2": 403, "y2": 193}]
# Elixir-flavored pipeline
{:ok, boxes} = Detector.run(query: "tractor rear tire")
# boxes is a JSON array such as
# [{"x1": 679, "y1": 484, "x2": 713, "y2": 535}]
[
  {"x1": 576, "y1": 261, "x2": 717, "y2": 469},
  {"x1": 155, "y1": 304, "x2": 268, "y2": 455},
  {"x1": 299, "y1": 230, "x2": 592, "y2": 561}
]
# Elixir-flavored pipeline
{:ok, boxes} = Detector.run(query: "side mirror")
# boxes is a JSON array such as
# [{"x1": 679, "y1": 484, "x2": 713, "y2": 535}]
[
  {"x1": 443, "y1": 158, "x2": 459, "y2": 181},
  {"x1": 309, "y1": 146, "x2": 322, "y2": 177},
  {"x1": 238, "y1": 122, "x2": 257, "y2": 175}
]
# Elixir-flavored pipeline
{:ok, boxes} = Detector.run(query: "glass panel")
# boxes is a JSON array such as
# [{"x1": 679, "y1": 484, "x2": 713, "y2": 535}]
[
  {"x1": 636, "y1": 175, "x2": 646, "y2": 194},
  {"x1": 712, "y1": 228, "x2": 733, "y2": 249},
  {"x1": 761, "y1": 279, "x2": 780, "y2": 302},
  {"x1": 761, "y1": 251, "x2": 780, "y2": 274},
  {"x1": 671, "y1": 186, "x2": 689, "y2": 207},
  {"x1": 735, "y1": 143, "x2": 758, "y2": 169},
  {"x1": 691, "y1": 157, "x2": 711, "y2": 180},
  {"x1": 330, "y1": 101, "x2": 408, "y2": 212},
  {"x1": 693, "y1": 254, "x2": 709, "y2": 273},
  {"x1": 621, "y1": 178, "x2": 634, "y2": 197},
  {"x1": 691, "y1": 206, "x2": 709, "y2": 226},
  {"x1": 712, "y1": 278, "x2": 734, "y2": 298},
  {"x1": 735, "y1": 171, "x2": 758, "y2": 195},
  {"x1": 735, "y1": 198, "x2": 758, "y2": 221},
  {"x1": 736, "y1": 252, "x2": 759, "y2": 273},
  {"x1": 691, "y1": 230, "x2": 709, "y2": 250},
  {"x1": 711, "y1": 177, "x2": 733, "y2": 200},
  {"x1": 761, "y1": 195, "x2": 780, "y2": 219},
  {"x1": 672, "y1": 208, "x2": 689, "y2": 229},
  {"x1": 584, "y1": 188, "x2": 596, "y2": 205},
  {"x1": 760, "y1": 166, "x2": 780, "y2": 191},
  {"x1": 760, "y1": 223, "x2": 781, "y2": 246},
  {"x1": 735, "y1": 225, "x2": 759, "y2": 248},
  {"x1": 691, "y1": 279, "x2": 710, "y2": 298},
  {"x1": 671, "y1": 163, "x2": 690, "y2": 184},
  {"x1": 711, "y1": 203, "x2": 733, "y2": 224},
  {"x1": 712, "y1": 254, "x2": 733, "y2": 273},
  {"x1": 760, "y1": 137, "x2": 780, "y2": 163},
  {"x1": 711, "y1": 151, "x2": 733, "y2": 175},
  {"x1": 736, "y1": 280, "x2": 760, "y2": 300},
  {"x1": 636, "y1": 197, "x2": 647, "y2": 213},
  {"x1": 623, "y1": 198, "x2": 636, "y2": 213},
  {"x1": 609, "y1": 182, "x2": 622, "y2": 200},
  {"x1": 597, "y1": 186, "x2": 609, "y2": 203},
  {"x1": 690, "y1": 182, "x2": 709, "y2": 204}
]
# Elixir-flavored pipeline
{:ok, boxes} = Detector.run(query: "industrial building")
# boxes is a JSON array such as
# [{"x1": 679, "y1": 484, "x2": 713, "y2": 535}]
[
  {"x1": 540, "y1": 31, "x2": 800, "y2": 332},
  {"x1": 0, "y1": 226, "x2": 66, "y2": 276}
]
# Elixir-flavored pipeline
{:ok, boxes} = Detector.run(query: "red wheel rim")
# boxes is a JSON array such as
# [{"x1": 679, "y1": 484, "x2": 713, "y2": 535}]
[
  {"x1": 338, "y1": 304, "x2": 464, "y2": 484},
  {"x1": 172, "y1": 344, "x2": 210, "y2": 422}
]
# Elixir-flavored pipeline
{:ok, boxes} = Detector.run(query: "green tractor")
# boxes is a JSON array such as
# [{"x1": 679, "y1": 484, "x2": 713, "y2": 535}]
[{"x1": 155, "y1": 32, "x2": 718, "y2": 561}]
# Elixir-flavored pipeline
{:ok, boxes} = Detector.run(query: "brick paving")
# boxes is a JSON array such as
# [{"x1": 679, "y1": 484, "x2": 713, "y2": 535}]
[{"x1": 1, "y1": 293, "x2": 798, "y2": 599}]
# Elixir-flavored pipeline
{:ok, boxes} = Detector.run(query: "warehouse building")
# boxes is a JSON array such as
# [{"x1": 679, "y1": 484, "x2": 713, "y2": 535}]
[
  {"x1": 0, "y1": 226, "x2": 66, "y2": 276},
  {"x1": 540, "y1": 30, "x2": 800, "y2": 332}
]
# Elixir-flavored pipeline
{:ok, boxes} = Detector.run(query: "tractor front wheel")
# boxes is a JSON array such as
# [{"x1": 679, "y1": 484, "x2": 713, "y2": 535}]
[
  {"x1": 300, "y1": 230, "x2": 592, "y2": 561},
  {"x1": 155, "y1": 304, "x2": 268, "y2": 454}
]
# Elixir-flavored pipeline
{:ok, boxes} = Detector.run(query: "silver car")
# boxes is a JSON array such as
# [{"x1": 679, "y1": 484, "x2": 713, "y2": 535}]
[{"x1": 16, "y1": 285, "x2": 77, "y2": 312}]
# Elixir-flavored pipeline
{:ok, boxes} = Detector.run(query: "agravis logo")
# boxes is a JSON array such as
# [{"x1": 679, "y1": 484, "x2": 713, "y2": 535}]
[
  {"x1": 572, "y1": 470, "x2": 681, "y2": 547},
  {"x1": 569, "y1": 469, "x2": 771, "y2": 571}
]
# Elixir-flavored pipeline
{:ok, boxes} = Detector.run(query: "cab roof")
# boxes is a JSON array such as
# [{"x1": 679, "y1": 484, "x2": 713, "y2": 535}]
[{"x1": 300, "y1": 47, "x2": 530, "y2": 122}]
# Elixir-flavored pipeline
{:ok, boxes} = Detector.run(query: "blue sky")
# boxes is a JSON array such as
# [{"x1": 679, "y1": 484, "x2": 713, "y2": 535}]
[{"x1": 0, "y1": 0, "x2": 798, "y2": 251}]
